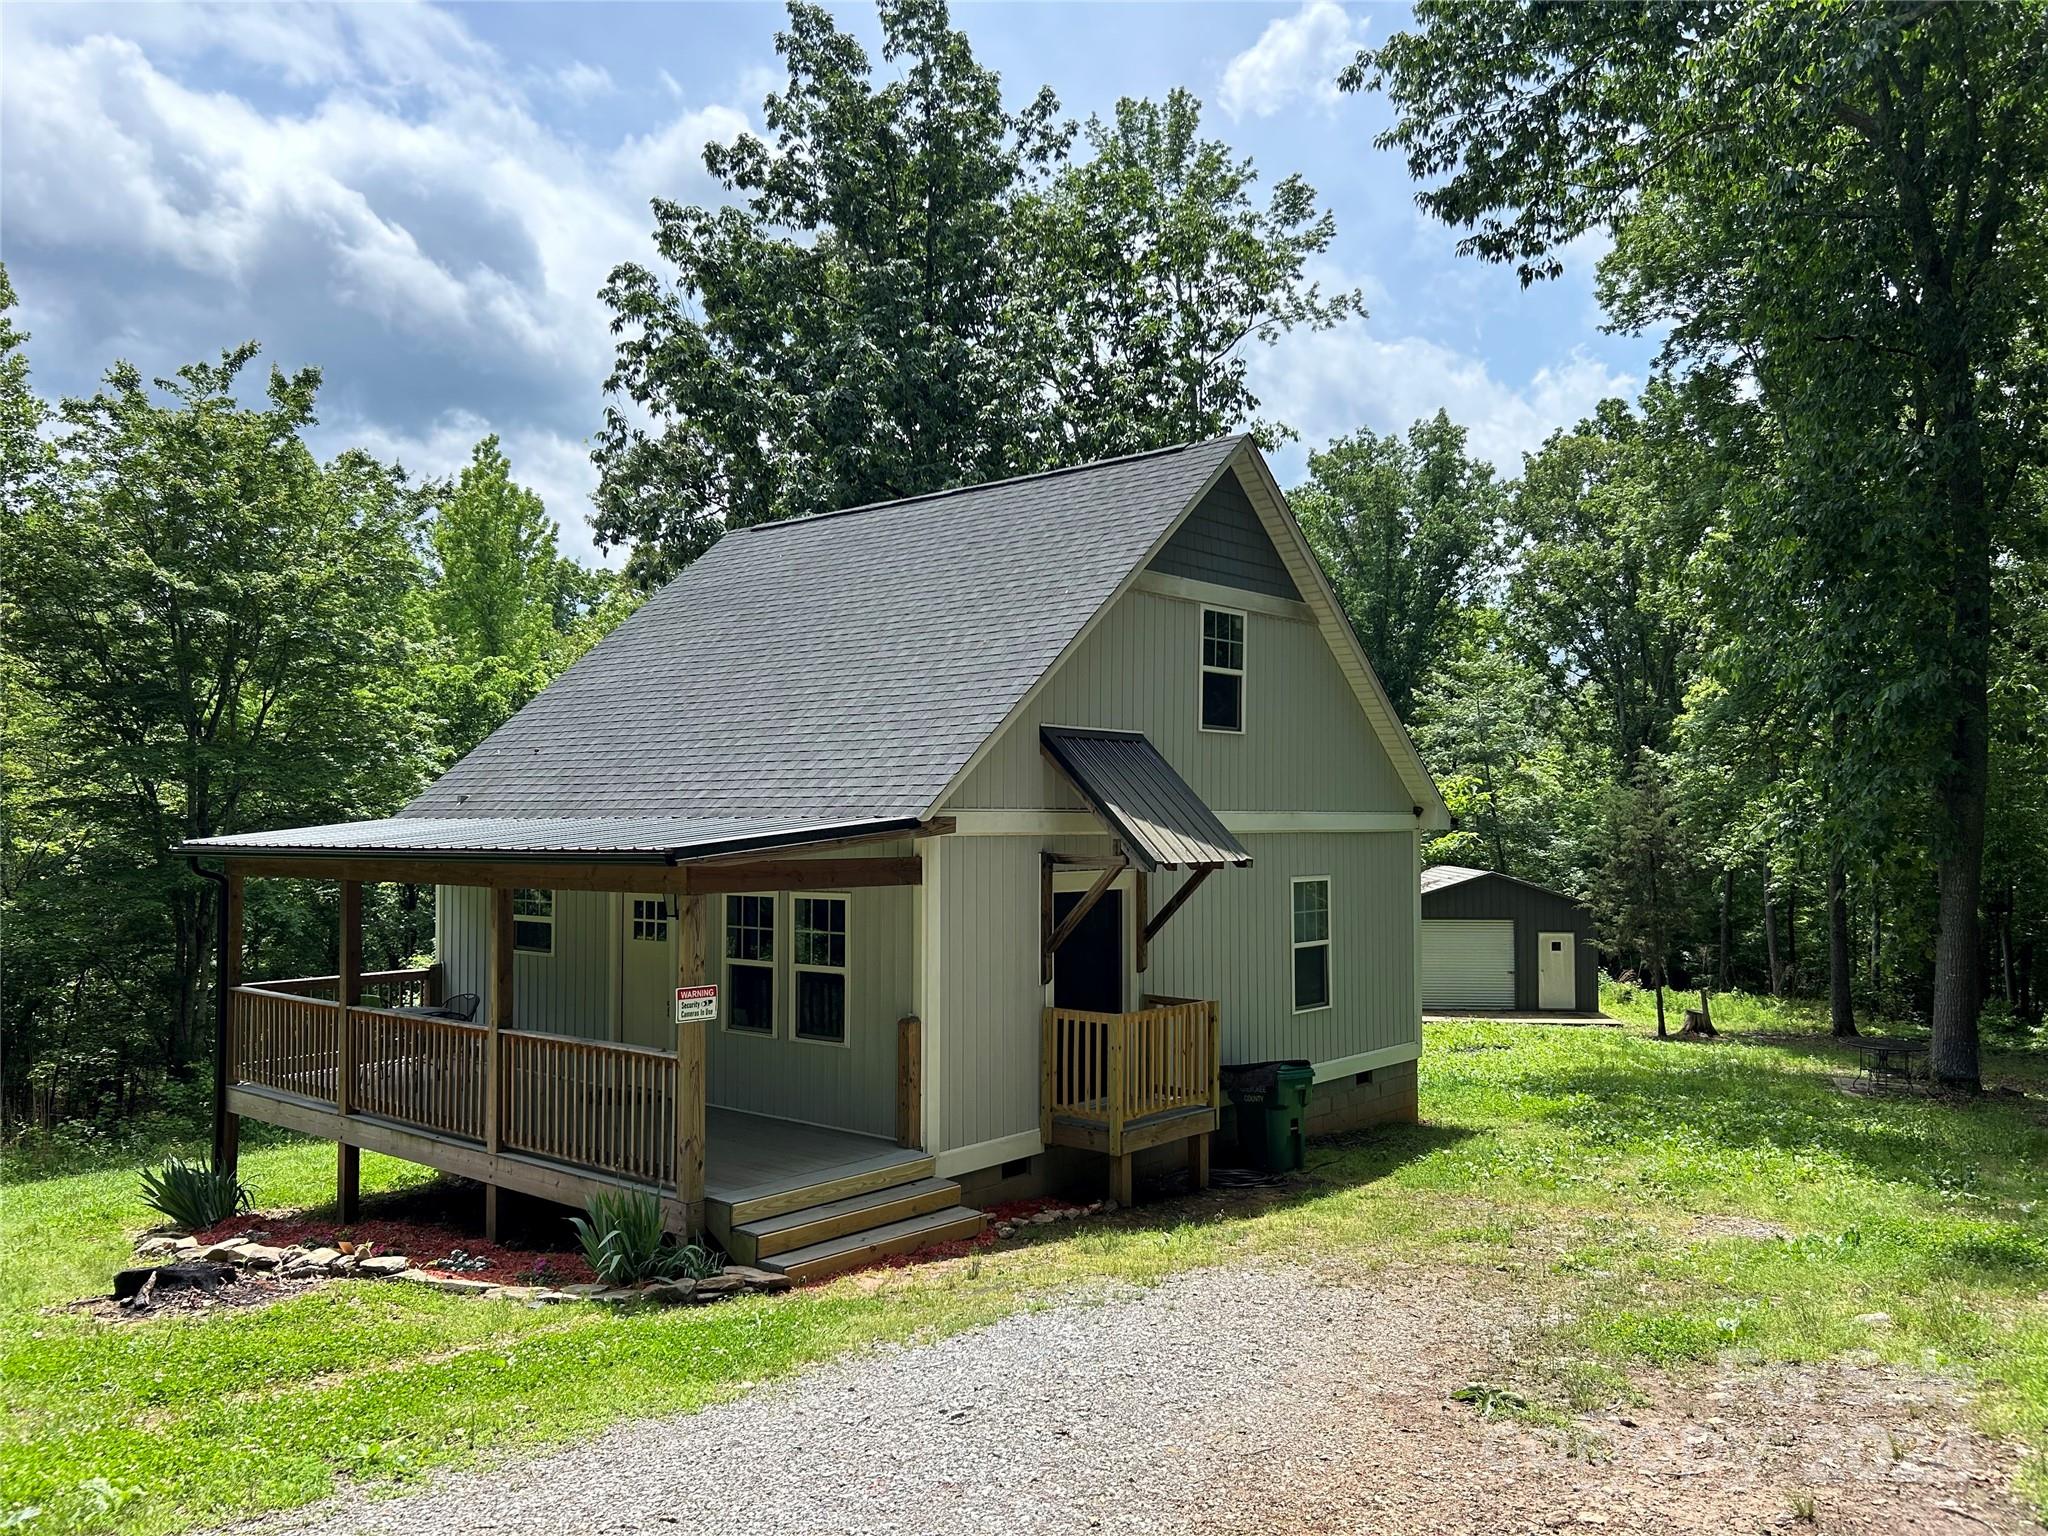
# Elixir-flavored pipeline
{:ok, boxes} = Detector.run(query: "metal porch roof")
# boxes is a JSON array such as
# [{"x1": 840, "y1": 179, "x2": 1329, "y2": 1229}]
[
  {"x1": 1038, "y1": 727, "x2": 1252, "y2": 873},
  {"x1": 179, "y1": 814, "x2": 922, "y2": 863}
]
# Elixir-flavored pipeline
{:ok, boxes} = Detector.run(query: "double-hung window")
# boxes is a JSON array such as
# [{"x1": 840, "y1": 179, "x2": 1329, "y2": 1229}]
[
  {"x1": 724, "y1": 894, "x2": 776, "y2": 1035},
  {"x1": 512, "y1": 889, "x2": 554, "y2": 954},
  {"x1": 793, "y1": 894, "x2": 849, "y2": 1045},
  {"x1": 1291, "y1": 877, "x2": 1331, "y2": 1012},
  {"x1": 1200, "y1": 606, "x2": 1246, "y2": 732}
]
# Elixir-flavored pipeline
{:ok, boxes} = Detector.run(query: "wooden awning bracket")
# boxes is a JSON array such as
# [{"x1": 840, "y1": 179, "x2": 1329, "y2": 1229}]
[
  {"x1": 1040, "y1": 850, "x2": 1128, "y2": 985},
  {"x1": 1135, "y1": 865, "x2": 1215, "y2": 973}
]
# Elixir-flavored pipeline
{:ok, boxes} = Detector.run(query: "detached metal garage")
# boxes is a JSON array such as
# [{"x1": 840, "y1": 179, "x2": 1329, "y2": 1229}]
[{"x1": 1419, "y1": 866, "x2": 1599, "y2": 1014}]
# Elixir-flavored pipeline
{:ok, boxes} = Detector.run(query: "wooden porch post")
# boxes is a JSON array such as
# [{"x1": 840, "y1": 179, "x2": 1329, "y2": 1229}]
[
  {"x1": 336, "y1": 879, "x2": 363, "y2": 1222},
  {"x1": 485, "y1": 885, "x2": 513, "y2": 1242},
  {"x1": 896, "y1": 1015, "x2": 922, "y2": 1149},
  {"x1": 214, "y1": 871, "x2": 243, "y2": 1178},
  {"x1": 675, "y1": 892, "x2": 707, "y2": 1241}
]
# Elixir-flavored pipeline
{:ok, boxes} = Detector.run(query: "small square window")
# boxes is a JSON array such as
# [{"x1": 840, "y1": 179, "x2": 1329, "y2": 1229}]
[{"x1": 631, "y1": 897, "x2": 669, "y2": 942}]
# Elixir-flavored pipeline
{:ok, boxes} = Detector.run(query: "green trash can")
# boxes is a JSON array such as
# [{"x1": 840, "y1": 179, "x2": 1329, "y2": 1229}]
[{"x1": 1219, "y1": 1060, "x2": 1315, "y2": 1171}]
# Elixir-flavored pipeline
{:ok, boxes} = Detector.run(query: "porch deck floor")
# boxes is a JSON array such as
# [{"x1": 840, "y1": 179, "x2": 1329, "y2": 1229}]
[{"x1": 703, "y1": 1107, "x2": 926, "y2": 1208}]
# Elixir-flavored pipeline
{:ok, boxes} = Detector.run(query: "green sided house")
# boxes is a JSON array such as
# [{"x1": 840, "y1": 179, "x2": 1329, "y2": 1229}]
[{"x1": 183, "y1": 434, "x2": 1449, "y2": 1280}]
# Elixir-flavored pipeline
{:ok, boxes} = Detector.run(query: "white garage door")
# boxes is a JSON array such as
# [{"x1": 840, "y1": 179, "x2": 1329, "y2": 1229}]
[{"x1": 1421, "y1": 920, "x2": 1516, "y2": 1012}]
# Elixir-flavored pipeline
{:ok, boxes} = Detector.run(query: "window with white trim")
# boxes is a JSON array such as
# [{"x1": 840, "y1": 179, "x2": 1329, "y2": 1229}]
[
  {"x1": 630, "y1": 897, "x2": 669, "y2": 943},
  {"x1": 1200, "y1": 606, "x2": 1246, "y2": 732},
  {"x1": 723, "y1": 894, "x2": 775, "y2": 1035},
  {"x1": 793, "y1": 894, "x2": 849, "y2": 1045},
  {"x1": 512, "y1": 889, "x2": 554, "y2": 954},
  {"x1": 1291, "y1": 877, "x2": 1331, "y2": 1012}
]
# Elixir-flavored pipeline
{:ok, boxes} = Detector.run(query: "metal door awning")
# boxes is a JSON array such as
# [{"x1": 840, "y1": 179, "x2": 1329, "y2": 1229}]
[{"x1": 1038, "y1": 727, "x2": 1251, "y2": 873}]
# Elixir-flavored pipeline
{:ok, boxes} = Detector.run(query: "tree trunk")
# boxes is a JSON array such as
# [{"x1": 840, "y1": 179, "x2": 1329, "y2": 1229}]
[
  {"x1": 1762, "y1": 867, "x2": 1783, "y2": 998},
  {"x1": 1653, "y1": 977, "x2": 1667, "y2": 1038},
  {"x1": 1828, "y1": 857, "x2": 1856, "y2": 1037},
  {"x1": 1868, "y1": 870, "x2": 1883, "y2": 989},
  {"x1": 1717, "y1": 867, "x2": 1733, "y2": 992}
]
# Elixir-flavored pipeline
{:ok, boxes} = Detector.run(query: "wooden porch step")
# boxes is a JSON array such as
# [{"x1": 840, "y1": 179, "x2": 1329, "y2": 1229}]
[
  {"x1": 760, "y1": 1205, "x2": 986, "y2": 1283},
  {"x1": 718, "y1": 1151, "x2": 936, "y2": 1228},
  {"x1": 727, "y1": 1176, "x2": 965, "y2": 1265}
]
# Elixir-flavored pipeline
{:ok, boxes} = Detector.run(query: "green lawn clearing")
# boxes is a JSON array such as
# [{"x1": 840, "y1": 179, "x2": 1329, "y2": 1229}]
[{"x1": 7, "y1": 992, "x2": 2048, "y2": 1532}]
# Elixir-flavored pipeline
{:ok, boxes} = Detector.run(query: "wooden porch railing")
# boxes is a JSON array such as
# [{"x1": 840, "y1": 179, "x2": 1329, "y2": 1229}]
[
  {"x1": 500, "y1": 1031, "x2": 676, "y2": 1187},
  {"x1": 231, "y1": 987, "x2": 340, "y2": 1101},
  {"x1": 347, "y1": 1006, "x2": 486, "y2": 1140},
  {"x1": 1040, "y1": 997, "x2": 1220, "y2": 1153},
  {"x1": 256, "y1": 966, "x2": 440, "y2": 1010},
  {"x1": 228, "y1": 985, "x2": 677, "y2": 1190}
]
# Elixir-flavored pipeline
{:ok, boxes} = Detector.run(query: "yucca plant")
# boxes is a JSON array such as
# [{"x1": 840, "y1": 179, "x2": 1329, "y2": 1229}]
[
  {"x1": 568, "y1": 1190, "x2": 723, "y2": 1286},
  {"x1": 139, "y1": 1156, "x2": 250, "y2": 1231}
]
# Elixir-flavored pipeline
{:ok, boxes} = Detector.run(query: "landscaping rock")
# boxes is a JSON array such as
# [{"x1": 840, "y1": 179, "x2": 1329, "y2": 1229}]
[
  {"x1": 529, "y1": 1289, "x2": 579, "y2": 1305},
  {"x1": 592, "y1": 1286, "x2": 651, "y2": 1307},
  {"x1": 724, "y1": 1266, "x2": 792, "y2": 1294},
  {"x1": 425, "y1": 1273, "x2": 498, "y2": 1296},
  {"x1": 1855, "y1": 1311, "x2": 1895, "y2": 1328},
  {"x1": 641, "y1": 1279, "x2": 698, "y2": 1306},
  {"x1": 557, "y1": 1283, "x2": 607, "y2": 1297},
  {"x1": 356, "y1": 1255, "x2": 409, "y2": 1277},
  {"x1": 483, "y1": 1285, "x2": 542, "y2": 1303},
  {"x1": 135, "y1": 1236, "x2": 183, "y2": 1258},
  {"x1": 286, "y1": 1246, "x2": 344, "y2": 1275},
  {"x1": 191, "y1": 1239, "x2": 248, "y2": 1263},
  {"x1": 690, "y1": 1272, "x2": 746, "y2": 1302}
]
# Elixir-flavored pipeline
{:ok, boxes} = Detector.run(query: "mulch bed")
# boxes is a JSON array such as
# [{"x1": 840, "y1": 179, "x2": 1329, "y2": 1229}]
[{"x1": 192, "y1": 1210, "x2": 598, "y2": 1288}]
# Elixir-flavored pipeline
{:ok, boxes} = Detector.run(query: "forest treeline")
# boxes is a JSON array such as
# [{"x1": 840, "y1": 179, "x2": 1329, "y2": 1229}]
[{"x1": 2, "y1": 0, "x2": 2042, "y2": 1144}]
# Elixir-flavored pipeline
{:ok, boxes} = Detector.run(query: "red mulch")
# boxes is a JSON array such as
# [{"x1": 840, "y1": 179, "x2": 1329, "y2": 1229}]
[{"x1": 194, "y1": 1212, "x2": 597, "y2": 1288}]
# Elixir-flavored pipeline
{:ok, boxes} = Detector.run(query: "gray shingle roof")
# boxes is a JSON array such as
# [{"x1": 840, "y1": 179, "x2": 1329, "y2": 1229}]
[
  {"x1": 182, "y1": 815, "x2": 919, "y2": 861},
  {"x1": 1039, "y1": 727, "x2": 1251, "y2": 872},
  {"x1": 405, "y1": 436, "x2": 1247, "y2": 823}
]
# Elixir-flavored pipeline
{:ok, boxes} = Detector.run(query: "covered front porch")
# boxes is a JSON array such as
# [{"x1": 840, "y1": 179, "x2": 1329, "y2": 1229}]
[{"x1": 193, "y1": 815, "x2": 948, "y2": 1251}]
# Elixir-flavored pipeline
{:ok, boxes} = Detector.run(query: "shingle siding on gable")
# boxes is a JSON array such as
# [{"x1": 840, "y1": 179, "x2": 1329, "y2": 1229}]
[{"x1": 1145, "y1": 470, "x2": 1302, "y2": 600}]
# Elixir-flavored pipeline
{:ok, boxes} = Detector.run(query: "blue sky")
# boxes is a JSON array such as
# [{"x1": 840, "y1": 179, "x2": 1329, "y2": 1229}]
[{"x1": 1, "y1": 1, "x2": 1647, "y2": 563}]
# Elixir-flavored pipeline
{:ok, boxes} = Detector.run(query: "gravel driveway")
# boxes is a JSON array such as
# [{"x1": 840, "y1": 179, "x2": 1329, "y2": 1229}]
[{"x1": 245, "y1": 1263, "x2": 2032, "y2": 1536}]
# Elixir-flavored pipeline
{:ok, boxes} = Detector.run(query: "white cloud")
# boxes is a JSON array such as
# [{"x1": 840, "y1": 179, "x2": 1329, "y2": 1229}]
[
  {"x1": 1218, "y1": 1, "x2": 1366, "y2": 121},
  {"x1": 1, "y1": 2, "x2": 755, "y2": 554},
  {"x1": 1252, "y1": 315, "x2": 1638, "y2": 480},
  {"x1": 552, "y1": 61, "x2": 615, "y2": 102},
  {"x1": 331, "y1": 410, "x2": 616, "y2": 566}
]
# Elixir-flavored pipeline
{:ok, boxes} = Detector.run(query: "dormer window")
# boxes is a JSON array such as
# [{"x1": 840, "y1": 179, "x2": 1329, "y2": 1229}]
[{"x1": 1200, "y1": 606, "x2": 1245, "y2": 733}]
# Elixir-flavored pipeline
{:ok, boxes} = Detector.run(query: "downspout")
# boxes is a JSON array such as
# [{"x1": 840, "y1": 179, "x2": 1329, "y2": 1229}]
[{"x1": 187, "y1": 857, "x2": 234, "y2": 1171}]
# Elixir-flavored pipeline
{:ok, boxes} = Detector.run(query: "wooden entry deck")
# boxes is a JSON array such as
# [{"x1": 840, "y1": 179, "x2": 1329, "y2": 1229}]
[
  {"x1": 226, "y1": 973, "x2": 953, "y2": 1258},
  {"x1": 1042, "y1": 996, "x2": 1221, "y2": 1202}
]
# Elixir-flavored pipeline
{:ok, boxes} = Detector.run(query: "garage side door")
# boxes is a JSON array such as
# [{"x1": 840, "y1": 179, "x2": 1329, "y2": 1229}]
[{"x1": 1421, "y1": 920, "x2": 1515, "y2": 1012}]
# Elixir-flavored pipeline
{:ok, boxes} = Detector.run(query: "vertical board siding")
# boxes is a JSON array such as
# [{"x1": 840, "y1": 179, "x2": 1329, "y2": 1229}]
[
  {"x1": 437, "y1": 879, "x2": 908, "y2": 1140},
  {"x1": 1144, "y1": 831, "x2": 1419, "y2": 1068},
  {"x1": 704, "y1": 884, "x2": 911, "y2": 1139},
  {"x1": 927, "y1": 831, "x2": 1418, "y2": 1159},
  {"x1": 945, "y1": 589, "x2": 1408, "y2": 813},
  {"x1": 933, "y1": 836, "x2": 1043, "y2": 1154},
  {"x1": 1146, "y1": 472, "x2": 1301, "y2": 599},
  {"x1": 435, "y1": 885, "x2": 614, "y2": 1039}
]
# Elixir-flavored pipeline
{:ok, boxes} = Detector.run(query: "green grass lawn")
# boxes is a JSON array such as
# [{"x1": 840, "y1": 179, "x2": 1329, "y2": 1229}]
[{"x1": 8, "y1": 991, "x2": 2048, "y2": 1532}]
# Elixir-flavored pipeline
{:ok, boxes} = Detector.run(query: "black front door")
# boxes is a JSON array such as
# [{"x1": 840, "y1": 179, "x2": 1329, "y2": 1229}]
[{"x1": 1053, "y1": 890, "x2": 1123, "y2": 1013}]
